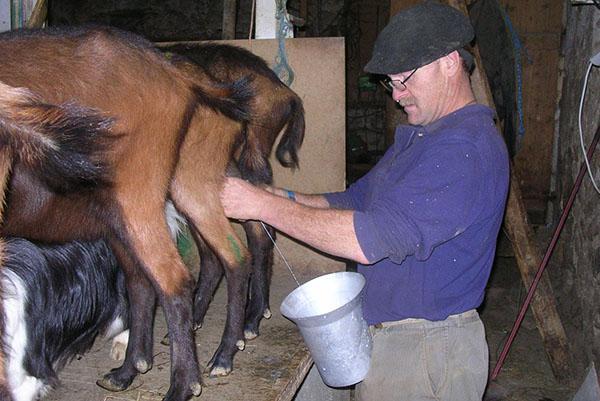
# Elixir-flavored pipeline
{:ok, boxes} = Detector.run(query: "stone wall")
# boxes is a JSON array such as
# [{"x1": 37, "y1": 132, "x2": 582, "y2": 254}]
[{"x1": 551, "y1": 4, "x2": 600, "y2": 379}]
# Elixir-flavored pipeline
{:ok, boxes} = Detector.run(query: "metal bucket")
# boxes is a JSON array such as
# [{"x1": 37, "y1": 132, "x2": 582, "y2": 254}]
[{"x1": 280, "y1": 271, "x2": 372, "y2": 387}]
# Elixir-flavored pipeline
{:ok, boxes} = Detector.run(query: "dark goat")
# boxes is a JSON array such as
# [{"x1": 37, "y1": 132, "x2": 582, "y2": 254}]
[
  {"x1": 1, "y1": 238, "x2": 127, "y2": 401},
  {"x1": 167, "y1": 43, "x2": 305, "y2": 373},
  {"x1": 0, "y1": 26, "x2": 253, "y2": 401},
  {"x1": 0, "y1": 80, "x2": 114, "y2": 210}
]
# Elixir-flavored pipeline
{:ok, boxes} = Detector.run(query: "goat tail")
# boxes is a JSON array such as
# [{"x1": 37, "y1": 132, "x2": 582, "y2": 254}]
[
  {"x1": 275, "y1": 95, "x2": 305, "y2": 169},
  {"x1": 173, "y1": 58, "x2": 254, "y2": 123},
  {"x1": 0, "y1": 80, "x2": 115, "y2": 193},
  {"x1": 191, "y1": 76, "x2": 254, "y2": 123}
]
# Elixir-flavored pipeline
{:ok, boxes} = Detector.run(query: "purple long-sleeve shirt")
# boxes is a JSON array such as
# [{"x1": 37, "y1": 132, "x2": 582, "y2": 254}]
[{"x1": 325, "y1": 105, "x2": 509, "y2": 324}]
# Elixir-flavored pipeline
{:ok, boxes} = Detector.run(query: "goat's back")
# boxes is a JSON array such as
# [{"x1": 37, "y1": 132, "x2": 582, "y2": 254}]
[{"x1": 0, "y1": 27, "x2": 194, "y2": 167}]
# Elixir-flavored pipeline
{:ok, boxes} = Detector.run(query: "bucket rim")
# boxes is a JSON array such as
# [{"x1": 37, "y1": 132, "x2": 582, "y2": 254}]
[{"x1": 280, "y1": 271, "x2": 366, "y2": 322}]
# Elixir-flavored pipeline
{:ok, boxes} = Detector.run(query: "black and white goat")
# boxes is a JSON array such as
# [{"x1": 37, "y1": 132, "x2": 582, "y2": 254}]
[
  {"x1": 0, "y1": 204, "x2": 185, "y2": 401},
  {"x1": 0, "y1": 238, "x2": 128, "y2": 401}
]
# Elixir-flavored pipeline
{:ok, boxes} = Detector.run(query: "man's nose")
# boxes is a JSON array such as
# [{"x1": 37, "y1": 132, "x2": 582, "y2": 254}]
[{"x1": 392, "y1": 87, "x2": 408, "y2": 102}]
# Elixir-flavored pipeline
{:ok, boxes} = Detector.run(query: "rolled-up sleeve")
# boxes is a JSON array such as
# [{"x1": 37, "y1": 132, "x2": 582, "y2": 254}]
[
  {"x1": 323, "y1": 168, "x2": 374, "y2": 210},
  {"x1": 354, "y1": 139, "x2": 482, "y2": 264}
]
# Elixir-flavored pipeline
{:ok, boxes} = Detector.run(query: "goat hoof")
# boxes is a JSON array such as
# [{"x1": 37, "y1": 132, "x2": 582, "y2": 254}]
[
  {"x1": 244, "y1": 329, "x2": 258, "y2": 340},
  {"x1": 97, "y1": 376, "x2": 130, "y2": 392},
  {"x1": 190, "y1": 382, "x2": 202, "y2": 396},
  {"x1": 263, "y1": 308, "x2": 272, "y2": 319},
  {"x1": 208, "y1": 365, "x2": 232, "y2": 377},
  {"x1": 135, "y1": 359, "x2": 151, "y2": 374},
  {"x1": 236, "y1": 340, "x2": 245, "y2": 350},
  {"x1": 161, "y1": 333, "x2": 170, "y2": 346}
]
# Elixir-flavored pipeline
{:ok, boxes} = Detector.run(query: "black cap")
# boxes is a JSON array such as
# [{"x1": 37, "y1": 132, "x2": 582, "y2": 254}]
[{"x1": 364, "y1": 0, "x2": 474, "y2": 75}]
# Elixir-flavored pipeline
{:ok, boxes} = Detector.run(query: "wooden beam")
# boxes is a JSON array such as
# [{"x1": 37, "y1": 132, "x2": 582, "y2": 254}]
[
  {"x1": 222, "y1": 0, "x2": 237, "y2": 40},
  {"x1": 445, "y1": 0, "x2": 573, "y2": 383},
  {"x1": 25, "y1": 0, "x2": 47, "y2": 28}
]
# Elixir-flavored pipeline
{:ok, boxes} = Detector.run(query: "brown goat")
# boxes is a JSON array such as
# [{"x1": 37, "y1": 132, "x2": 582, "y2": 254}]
[
  {"x1": 0, "y1": 80, "x2": 117, "y2": 400},
  {"x1": 0, "y1": 27, "x2": 254, "y2": 401},
  {"x1": 165, "y1": 43, "x2": 304, "y2": 374},
  {"x1": 72, "y1": 45, "x2": 305, "y2": 379}
]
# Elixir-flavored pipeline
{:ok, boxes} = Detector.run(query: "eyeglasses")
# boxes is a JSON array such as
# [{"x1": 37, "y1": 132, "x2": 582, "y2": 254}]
[{"x1": 380, "y1": 68, "x2": 419, "y2": 92}]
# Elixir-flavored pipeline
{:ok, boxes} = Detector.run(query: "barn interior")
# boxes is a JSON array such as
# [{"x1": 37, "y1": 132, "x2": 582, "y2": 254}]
[{"x1": 1, "y1": 0, "x2": 599, "y2": 400}]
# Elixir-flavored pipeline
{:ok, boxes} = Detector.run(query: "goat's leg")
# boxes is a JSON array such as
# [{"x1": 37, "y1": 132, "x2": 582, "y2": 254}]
[
  {"x1": 171, "y1": 192, "x2": 250, "y2": 377},
  {"x1": 161, "y1": 231, "x2": 223, "y2": 347},
  {"x1": 191, "y1": 232, "x2": 224, "y2": 330},
  {"x1": 98, "y1": 239, "x2": 156, "y2": 392},
  {"x1": 232, "y1": 144, "x2": 276, "y2": 341},
  {"x1": 205, "y1": 236, "x2": 250, "y2": 377},
  {"x1": 170, "y1": 109, "x2": 251, "y2": 377},
  {"x1": 111, "y1": 206, "x2": 201, "y2": 401},
  {"x1": 242, "y1": 221, "x2": 274, "y2": 340}
]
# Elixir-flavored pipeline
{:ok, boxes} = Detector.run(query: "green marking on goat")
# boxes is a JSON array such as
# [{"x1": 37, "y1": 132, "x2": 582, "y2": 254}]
[{"x1": 227, "y1": 235, "x2": 245, "y2": 264}]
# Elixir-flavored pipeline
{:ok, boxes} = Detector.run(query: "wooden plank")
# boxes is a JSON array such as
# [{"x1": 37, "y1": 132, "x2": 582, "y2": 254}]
[
  {"x1": 25, "y1": 0, "x2": 46, "y2": 28},
  {"x1": 513, "y1": 44, "x2": 561, "y2": 211},
  {"x1": 502, "y1": 176, "x2": 574, "y2": 382},
  {"x1": 499, "y1": 0, "x2": 563, "y2": 35},
  {"x1": 445, "y1": 0, "x2": 573, "y2": 383},
  {"x1": 275, "y1": 354, "x2": 313, "y2": 401}
]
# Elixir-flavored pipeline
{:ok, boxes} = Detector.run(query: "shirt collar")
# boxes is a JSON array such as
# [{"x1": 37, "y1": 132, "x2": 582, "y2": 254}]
[
  {"x1": 394, "y1": 104, "x2": 494, "y2": 146},
  {"x1": 423, "y1": 104, "x2": 494, "y2": 134}
]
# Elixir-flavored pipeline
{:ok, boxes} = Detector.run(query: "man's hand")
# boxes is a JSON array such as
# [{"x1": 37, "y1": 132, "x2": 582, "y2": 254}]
[{"x1": 220, "y1": 177, "x2": 269, "y2": 221}]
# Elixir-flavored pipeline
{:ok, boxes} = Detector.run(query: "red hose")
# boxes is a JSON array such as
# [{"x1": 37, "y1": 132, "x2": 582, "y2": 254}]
[{"x1": 490, "y1": 122, "x2": 600, "y2": 381}]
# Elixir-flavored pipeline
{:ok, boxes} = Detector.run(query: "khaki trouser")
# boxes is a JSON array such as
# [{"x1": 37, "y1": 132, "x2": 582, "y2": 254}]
[{"x1": 355, "y1": 309, "x2": 488, "y2": 401}]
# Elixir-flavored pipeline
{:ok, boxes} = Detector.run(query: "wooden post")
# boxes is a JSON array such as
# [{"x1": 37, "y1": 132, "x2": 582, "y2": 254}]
[
  {"x1": 445, "y1": 0, "x2": 573, "y2": 383},
  {"x1": 297, "y1": 0, "x2": 308, "y2": 37},
  {"x1": 222, "y1": 0, "x2": 237, "y2": 40}
]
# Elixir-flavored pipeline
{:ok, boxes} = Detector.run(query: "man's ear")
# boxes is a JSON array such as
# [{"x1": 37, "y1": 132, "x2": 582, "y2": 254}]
[{"x1": 441, "y1": 50, "x2": 461, "y2": 77}]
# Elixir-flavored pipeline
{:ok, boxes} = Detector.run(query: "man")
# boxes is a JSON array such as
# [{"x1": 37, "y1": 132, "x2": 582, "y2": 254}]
[{"x1": 220, "y1": 1, "x2": 509, "y2": 400}]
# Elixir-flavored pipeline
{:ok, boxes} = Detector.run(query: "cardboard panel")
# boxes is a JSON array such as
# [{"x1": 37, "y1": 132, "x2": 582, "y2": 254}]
[{"x1": 234, "y1": 38, "x2": 347, "y2": 275}]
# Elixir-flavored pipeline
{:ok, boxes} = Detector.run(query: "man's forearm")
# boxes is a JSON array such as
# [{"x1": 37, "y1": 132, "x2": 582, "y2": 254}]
[
  {"x1": 266, "y1": 186, "x2": 330, "y2": 209},
  {"x1": 257, "y1": 194, "x2": 369, "y2": 264}
]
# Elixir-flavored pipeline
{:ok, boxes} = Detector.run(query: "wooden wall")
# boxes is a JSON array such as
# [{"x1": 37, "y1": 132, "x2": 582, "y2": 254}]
[{"x1": 500, "y1": 0, "x2": 564, "y2": 220}]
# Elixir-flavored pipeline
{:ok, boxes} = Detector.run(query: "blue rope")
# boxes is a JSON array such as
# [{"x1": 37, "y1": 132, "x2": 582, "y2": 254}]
[
  {"x1": 498, "y1": 2, "x2": 526, "y2": 148},
  {"x1": 273, "y1": 0, "x2": 295, "y2": 86}
]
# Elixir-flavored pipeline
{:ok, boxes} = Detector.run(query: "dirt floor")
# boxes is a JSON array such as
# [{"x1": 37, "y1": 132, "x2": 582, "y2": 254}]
[
  {"x1": 43, "y1": 231, "x2": 580, "y2": 401},
  {"x1": 45, "y1": 246, "x2": 312, "y2": 401}
]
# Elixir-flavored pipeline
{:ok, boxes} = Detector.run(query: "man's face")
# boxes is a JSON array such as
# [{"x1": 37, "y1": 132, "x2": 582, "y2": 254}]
[{"x1": 388, "y1": 59, "x2": 446, "y2": 126}]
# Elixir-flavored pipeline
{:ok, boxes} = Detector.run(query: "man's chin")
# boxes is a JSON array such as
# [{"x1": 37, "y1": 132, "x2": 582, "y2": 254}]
[{"x1": 406, "y1": 113, "x2": 422, "y2": 126}]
